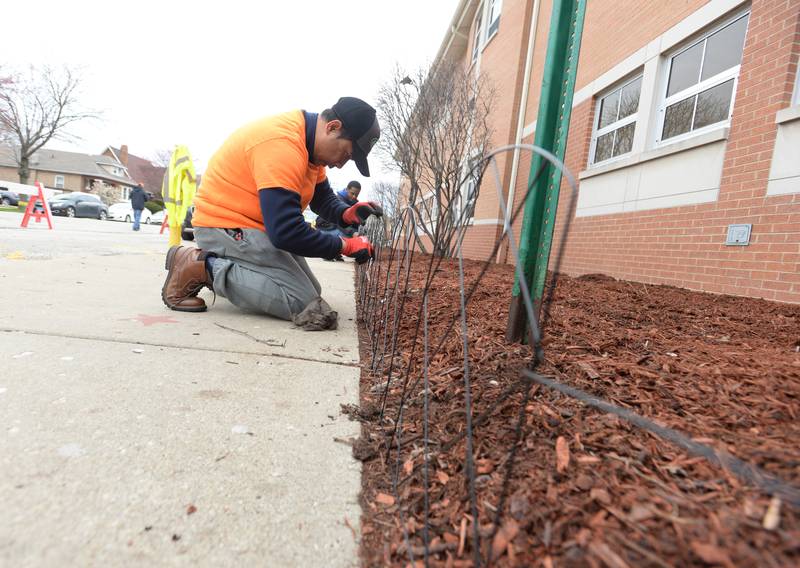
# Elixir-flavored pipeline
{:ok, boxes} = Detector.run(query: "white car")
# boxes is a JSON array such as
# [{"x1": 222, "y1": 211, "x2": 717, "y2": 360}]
[
  {"x1": 149, "y1": 209, "x2": 166, "y2": 225},
  {"x1": 108, "y1": 202, "x2": 152, "y2": 224}
]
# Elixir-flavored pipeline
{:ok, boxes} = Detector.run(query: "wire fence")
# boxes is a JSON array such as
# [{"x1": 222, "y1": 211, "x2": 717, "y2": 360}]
[{"x1": 354, "y1": 145, "x2": 800, "y2": 566}]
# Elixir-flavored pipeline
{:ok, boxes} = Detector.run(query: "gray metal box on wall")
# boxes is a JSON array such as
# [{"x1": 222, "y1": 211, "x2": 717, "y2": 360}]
[{"x1": 726, "y1": 224, "x2": 752, "y2": 246}]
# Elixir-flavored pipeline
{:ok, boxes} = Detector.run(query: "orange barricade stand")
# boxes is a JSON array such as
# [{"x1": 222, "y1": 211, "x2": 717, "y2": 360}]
[
  {"x1": 160, "y1": 213, "x2": 169, "y2": 234},
  {"x1": 20, "y1": 182, "x2": 54, "y2": 229}
]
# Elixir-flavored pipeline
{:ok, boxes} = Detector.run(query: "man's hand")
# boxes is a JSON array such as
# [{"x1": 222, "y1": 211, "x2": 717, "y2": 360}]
[
  {"x1": 340, "y1": 235, "x2": 374, "y2": 264},
  {"x1": 342, "y1": 201, "x2": 383, "y2": 226}
]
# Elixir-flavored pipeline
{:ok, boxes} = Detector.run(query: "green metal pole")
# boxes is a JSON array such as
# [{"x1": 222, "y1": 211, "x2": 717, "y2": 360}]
[{"x1": 507, "y1": 0, "x2": 586, "y2": 343}]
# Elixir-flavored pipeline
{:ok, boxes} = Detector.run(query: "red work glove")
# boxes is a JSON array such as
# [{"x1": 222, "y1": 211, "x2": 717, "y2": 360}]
[
  {"x1": 342, "y1": 201, "x2": 383, "y2": 226},
  {"x1": 340, "y1": 235, "x2": 374, "y2": 264}
]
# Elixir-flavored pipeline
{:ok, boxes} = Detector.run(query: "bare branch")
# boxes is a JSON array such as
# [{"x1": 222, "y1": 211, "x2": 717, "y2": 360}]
[
  {"x1": 376, "y1": 64, "x2": 495, "y2": 258},
  {"x1": 0, "y1": 64, "x2": 99, "y2": 184},
  {"x1": 149, "y1": 148, "x2": 174, "y2": 168}
]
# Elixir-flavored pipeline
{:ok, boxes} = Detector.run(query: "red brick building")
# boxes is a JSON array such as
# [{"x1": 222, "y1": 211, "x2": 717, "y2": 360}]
[{"x1": 433, "y1": 0, "x2": 799, "y2": 302}]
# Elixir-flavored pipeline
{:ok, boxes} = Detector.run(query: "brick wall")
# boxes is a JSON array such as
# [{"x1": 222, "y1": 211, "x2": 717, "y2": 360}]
[
  {"x1": 0, "y1": 166, "x2": 83, "y2": 192},
  {"x1": 541, "y1": 0, "x2": 800, "y2": 303},
  {"x1": 423, "y1": 0, "x2": 799, "y2": 302},
  {"x1": 0, "y1": 166, "x2": 19, "y2": 183},
  {"x1": 575, "y1": 0, "x2": 711, "y2": 90},
  {"x1": 32, "y1": 171, "x2": 83, "y2": 192}
]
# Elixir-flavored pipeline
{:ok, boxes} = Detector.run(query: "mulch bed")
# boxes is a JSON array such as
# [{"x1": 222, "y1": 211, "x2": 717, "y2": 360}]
[{"x1": 350, "y1": 254, "x2": 800, "y2": 567}]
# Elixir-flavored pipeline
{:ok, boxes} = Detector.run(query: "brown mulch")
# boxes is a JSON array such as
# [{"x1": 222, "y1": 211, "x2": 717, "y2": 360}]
[{"x1": 351, "y1": 254, "x2": 800, "y2": 567}]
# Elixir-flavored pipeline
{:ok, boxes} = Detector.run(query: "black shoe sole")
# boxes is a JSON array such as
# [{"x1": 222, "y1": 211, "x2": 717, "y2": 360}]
[{"x1": 162, "y1": 246, "x2": 207, "y2": 312}]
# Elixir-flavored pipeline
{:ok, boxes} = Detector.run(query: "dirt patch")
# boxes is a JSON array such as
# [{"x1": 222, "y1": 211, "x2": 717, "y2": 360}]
[{"x1": 355, "y1": 255, "x2": 800, "y2": 567}]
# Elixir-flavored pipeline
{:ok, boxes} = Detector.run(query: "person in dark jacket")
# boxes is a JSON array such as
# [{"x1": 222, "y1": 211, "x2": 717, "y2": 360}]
[
  {"x1": 316, "y1": 180, "x2": 361, "y2": 261},
  {"x1": 129, "y1": 183, "x2": 147, "y2": 231}
]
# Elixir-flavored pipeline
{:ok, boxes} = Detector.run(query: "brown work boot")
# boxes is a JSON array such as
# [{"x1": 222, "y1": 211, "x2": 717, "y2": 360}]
[{"x1": 162, "y1": 246, "x2": 212, "y2": 312}]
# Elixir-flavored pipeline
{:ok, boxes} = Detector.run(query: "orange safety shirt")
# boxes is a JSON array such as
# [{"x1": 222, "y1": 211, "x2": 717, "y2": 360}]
[{"x1": 193, "y1": 110, "x2": 327, "y2": 230}]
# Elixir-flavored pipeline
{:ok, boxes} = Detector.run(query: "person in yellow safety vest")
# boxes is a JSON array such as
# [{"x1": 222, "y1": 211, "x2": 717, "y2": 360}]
[
  {"x1": 162, "y1": 146, "x2": 196, "y2": 247},
  {"x1": 159, "y1": 97, "x2": 382, "y2": 331}
]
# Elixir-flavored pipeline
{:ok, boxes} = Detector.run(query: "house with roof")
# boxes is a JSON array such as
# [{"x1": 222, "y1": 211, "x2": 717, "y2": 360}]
[
  {"x1": 0, "y1": 145, "x2": 136, "y2": 199},
  {"x1": 101, "y1": 145, "x2": 166, "y2": 201}
]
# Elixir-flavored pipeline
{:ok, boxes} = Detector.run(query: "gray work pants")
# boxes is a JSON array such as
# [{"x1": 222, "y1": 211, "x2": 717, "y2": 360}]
[{"x1": 195, "y1": 227, "x2": 321, "y2": 321}]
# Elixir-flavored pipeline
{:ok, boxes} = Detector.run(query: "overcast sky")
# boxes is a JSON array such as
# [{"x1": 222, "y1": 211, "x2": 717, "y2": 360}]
[{"x1": 4, "y1": 0, "x2": 460, "y2": 198}]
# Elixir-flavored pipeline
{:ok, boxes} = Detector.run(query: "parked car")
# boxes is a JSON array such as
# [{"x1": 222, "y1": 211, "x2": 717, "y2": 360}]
[
  {"x1": 108, "y1": 202, "x2": 154, "y2": 224},
  {"x1": 0, "y1": 187, "x2": 20, "y2": 206},
  {"x1": 149, "y1": 209, "x2": 166, "y2": 225},
  {"x1": 48, "y1": 192, "x2": 109, "y2": 220},
  {"x1": 181, "y1": 206, "x2": 195, "y2": 241}
]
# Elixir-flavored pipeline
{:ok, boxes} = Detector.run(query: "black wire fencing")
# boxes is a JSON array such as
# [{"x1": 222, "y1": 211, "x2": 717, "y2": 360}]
[{"x1": 353, "y1": 145, "x2": 800, "y2": 567}]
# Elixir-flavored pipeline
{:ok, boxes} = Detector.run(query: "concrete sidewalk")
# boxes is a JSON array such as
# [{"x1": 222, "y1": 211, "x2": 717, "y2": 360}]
[{"x1": 0, "y1": 212, "x2": 362, "y2": 567}]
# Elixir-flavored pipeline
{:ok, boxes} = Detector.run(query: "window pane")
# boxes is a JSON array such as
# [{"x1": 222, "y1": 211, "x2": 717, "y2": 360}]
[
  {"x1": 701, "y1": 15, "x2": 748, "y2": 81},
  {"x1": 598, "y1": 90, "x2": 620, "y2": 129},
  {"x1": 489, "y1": 0, "x2": 502, "y2": 22},
  {"x1": 619, "y1": 77, "x2": 642, "y2": 119},
  {"x1": 487, "y1": 0, "x2": 502, "y2": 35},
  {"x1": 472, "y1": 15, "x2": 482, "y2": 61},
  {"x1": 594, "y1": 131, "x2": 615, "y2": 162},
  {"x1": 667, "y1": 41, "x2": 703, "y2": 97},
  {"x1": 613, "y1": 123, "x2": 635, "y2": 156},
  {"x1": 662, "y1": 96, "x2": 696, "y2": 139},
  {"x1": 693, "y1": 79, "x2": 734, "y2": 129}
]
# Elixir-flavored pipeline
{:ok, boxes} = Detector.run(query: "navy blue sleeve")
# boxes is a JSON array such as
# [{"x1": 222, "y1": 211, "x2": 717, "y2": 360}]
[
  {"x1": 309, "y1": 179, "x2": 348, "y2": 226},
  {"x1": 259, "y1": 188, "x2": 343, "y2": 259}
]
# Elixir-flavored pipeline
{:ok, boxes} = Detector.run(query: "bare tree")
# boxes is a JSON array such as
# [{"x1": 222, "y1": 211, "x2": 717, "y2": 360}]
[
  {"x1": 371, "y1": 180, "x2": 401, "y2": 229},
  {"x1": 376, "y1": 64, "x2": 494, "y2": 257},
  {"x1": 0, "y1": 65, "x2": 98, "y2": 184},
  {"x1": 150, "y1": 148, "x2": 174, "y2": 168},
  {"x1": 0, "y1": 72, "x2": 13, "y2": 145},
  {"x1": 92, "y1": 181, "x2": 123, "y2": 206}
]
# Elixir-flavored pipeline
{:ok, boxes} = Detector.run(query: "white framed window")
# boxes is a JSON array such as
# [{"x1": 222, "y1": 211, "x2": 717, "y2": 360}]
[
  {"x1": 471, "y1": 9, "x2": 483, "y2": 65},
  {"x1": 486, "y1": 0, "x2": 502, "y2": 39},
  {"x1": 54, "y1": 175, "x2": 65, "y2": 188},
  {"x1": 417, "y1": 193, "x2": 438, "y2": 232},
  {"x1": 656, "y1": 11, "x2": 749, "y2": 144},
  {"x1": 589, "y1": 75, "x2": 642, "y2": 164},
  {"x1": 453, "y1": 151, "x2": 482, "y2": 222},
  {"x1": 471, "y1": 0, "x2": 502, "y2": 66}
]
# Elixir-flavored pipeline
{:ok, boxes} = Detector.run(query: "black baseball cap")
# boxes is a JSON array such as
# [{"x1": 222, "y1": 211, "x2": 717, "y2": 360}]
[{"x1": 330, "y1": 97, "x2": 380, "y2": 177}]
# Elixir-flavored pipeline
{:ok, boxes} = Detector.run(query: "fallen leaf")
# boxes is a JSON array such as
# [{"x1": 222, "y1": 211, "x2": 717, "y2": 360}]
[
  {"x1": 442, "y1": 532, "x2": 459, "y2": 544},
  {"x1": 590, "y1": 488, "x2": 611, "y2": 505},
  {"x1": 490, "y1": 519, "x2": 520, "y2": 561},
  {"x1": 589, "y1": 541, "x2": 631, "y2": 568},
  {"x1": 403, "y1": 458, "x2": 413, "y2": 475},
  {"x1": 575, "y1": 528, "x2": 591, "y2": 547},
  {"x1": 186, "y1": 504, "x2": 197, "y2": 515},
  {"x1": 575, "y1": 474, "x2": 594, "y2": 491},
  {"x1": 476, "y1": 458, "x2": 494, "y2": 475},
  {"x1": 546, "y1": 483, "x2": 559, "y2": 503},
  {"x1": 690, "y1": 541, "x2": 735, "y2": 568},
  {"x1": 577, "y1": 361, "x2": 600, "y2": 379},
  {"x1": 763, "y1": 496, "x2": 781, "y2": 530},
  {"x1": 437, "y1": 471, "x2": 450, "y2": 484},
  {"x1": 742, "y1": 498, "x2": 761, "y2": 519},
  {"x1": 628, "y1": 503, "x2": 652, "y2": 522},
  {"x1": 375, "y1": 492, "x2": 395, "y2": 506},
  {"x1": 556, "y1": 436, "x2": 570, "y2": 473},
  {"x1": 510, "y1": 493, "x2": 530, "y2": 520},
  {"x1": 458, "y1": 517, "x2": 467, "y2": 557},
  {"x1": 577, "y1": 455, "x2": 602, "y2": 464},
  {"x1": 589, "y1": 510, "x2": 608, "y2": 527}
]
